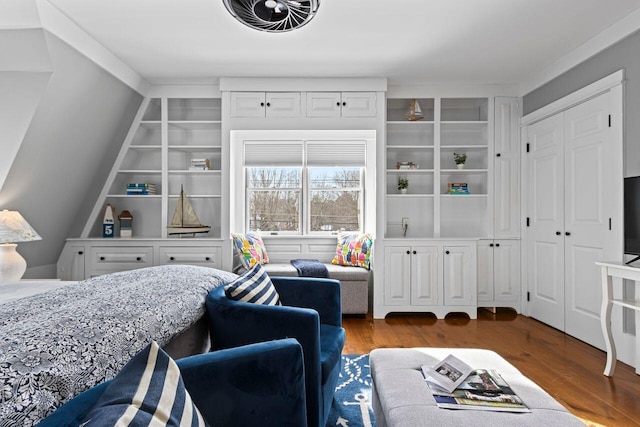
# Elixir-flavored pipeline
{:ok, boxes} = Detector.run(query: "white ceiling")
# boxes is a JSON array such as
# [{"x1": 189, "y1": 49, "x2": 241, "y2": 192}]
[{"x1": 47, "y1": 0, "x2": 640, "y2": 89}]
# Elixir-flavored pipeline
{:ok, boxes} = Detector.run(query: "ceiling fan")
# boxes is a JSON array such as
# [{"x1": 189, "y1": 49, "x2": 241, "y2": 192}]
[{"x1": 222, "y1": 0, "x2": 320, "y2": 32}]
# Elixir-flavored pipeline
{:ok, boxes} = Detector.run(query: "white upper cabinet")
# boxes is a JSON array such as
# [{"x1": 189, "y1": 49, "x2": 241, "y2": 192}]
[
  {"x1": 306, "y1": 92, "x2": 377, "y2": 118},
  {"x1": 230, "y1": 92, "x2": 301, "y2": 118}
]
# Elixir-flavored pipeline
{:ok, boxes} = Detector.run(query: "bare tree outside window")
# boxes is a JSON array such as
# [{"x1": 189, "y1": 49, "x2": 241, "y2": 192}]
[
  {"x1": 248, "y1": 167, "x2": 301, "y2": 232},
  {"x1": 309, "y1": 167, "x2": 361, "y2": 232}
]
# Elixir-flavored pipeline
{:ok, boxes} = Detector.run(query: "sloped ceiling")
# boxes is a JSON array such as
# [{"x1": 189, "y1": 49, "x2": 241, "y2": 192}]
[{"x1": 46, "y1": 0, "x2": 640, "y2": 89}]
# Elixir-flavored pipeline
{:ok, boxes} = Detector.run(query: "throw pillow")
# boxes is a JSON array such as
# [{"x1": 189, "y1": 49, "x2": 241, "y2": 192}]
[
  {"x1": 82, "y1": 341, "x2": 208, "y2": 427},
  {"x1": 231, "y1": 232, "x2": 270, "y2": 269},
  {"x1": 224, "y1": 263, "x2": 281, "y2": 306},
  {"x1": 332, "y1": 232, "x2": 374, "y2": 270}
]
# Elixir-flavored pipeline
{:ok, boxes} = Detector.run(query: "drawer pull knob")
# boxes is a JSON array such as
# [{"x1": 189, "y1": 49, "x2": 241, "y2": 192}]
[
  {"x1": 136, "y1": 257, "x2": 142, "y2": 261},
  {"x1": 205, "y1": 257, "x2": 211, "y2": 261},
  {"x1": 100, "y1": 256, "x2": 105, "y2": 261},
  {"x1": 170, "y1": 257, "x2": 175, "y2": 261},
  {"x1": 78, "y1": 251, "x2": 84, "y2": 255}
]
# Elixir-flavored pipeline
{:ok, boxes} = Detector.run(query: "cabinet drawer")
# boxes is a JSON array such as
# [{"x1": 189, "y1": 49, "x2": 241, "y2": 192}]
[
  {"x1": 158, "y1": 246, "x2": 221, "y2": 268},
  {"x1": 89, "y1": 246, "x2": 153, "y2": 272}
]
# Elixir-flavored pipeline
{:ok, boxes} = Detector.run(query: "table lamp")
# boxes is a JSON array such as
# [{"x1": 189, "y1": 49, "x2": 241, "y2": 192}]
[{"x1": 0, "y1": 210, "x2": 42, "y2": 282}]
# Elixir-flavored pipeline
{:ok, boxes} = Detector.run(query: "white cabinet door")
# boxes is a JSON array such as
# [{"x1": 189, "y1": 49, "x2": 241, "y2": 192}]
[
  {"x1": 57, "y1": 245, "x2": 86, "y2": 281},
  {"x1": 476, "y1": 240, "x2": 494, "y2": 302},
  {"x1": 265, "y1": 92, "x2": 301, "y2": 117},
  {"x1": 306, "y1": 92, "x2": 341, "y2": 118},
  {"x1": 230, "y1": 92, "x2": 266, "y2": 117},
  {"x1": 493, "y1": 240, "x2": 520, "y2": 303},
  {"x1": 383, "y1": 246, "x2": 411, "y2": 306},
  {"x1": 494, "y1": 97, "x2": 520, "y2": 238},
  {"x1": 341, "y1": 92, "x2": 377, "y2": 117},
  {"x1": 443, "y1": 245, "x2": 475, "y2": 306},
  {"x1": 411, "y1": 246, "x2": 439, "y2": 305}
]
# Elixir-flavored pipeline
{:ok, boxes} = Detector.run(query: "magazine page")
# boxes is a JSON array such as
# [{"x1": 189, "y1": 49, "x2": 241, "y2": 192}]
[
  {"x1": 423, "y1": 368, "x2": 530, "y2": 413},
  {"x1": 421, "y1": 354, "x2": 474, "y2": 393}
]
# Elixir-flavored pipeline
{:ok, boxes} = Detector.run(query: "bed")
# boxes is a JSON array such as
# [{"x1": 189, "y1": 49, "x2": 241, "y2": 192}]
[{"x1": 0, "y1": 265, "x2": 236, "y2": 426}]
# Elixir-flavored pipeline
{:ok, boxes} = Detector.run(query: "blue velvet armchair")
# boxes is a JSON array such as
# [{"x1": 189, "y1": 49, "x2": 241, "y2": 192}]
[
  {"x1": 206, "y1": 276, "x2": 346, "y2": 427},
  {"x1": 37, "y1": 339, "x2": 307, "y2": 427}
]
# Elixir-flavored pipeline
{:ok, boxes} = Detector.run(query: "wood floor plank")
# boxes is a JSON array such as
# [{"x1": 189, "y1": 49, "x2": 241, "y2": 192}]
[{"x1": 342, "y1": 310, "x2": 640, "y2": 426}]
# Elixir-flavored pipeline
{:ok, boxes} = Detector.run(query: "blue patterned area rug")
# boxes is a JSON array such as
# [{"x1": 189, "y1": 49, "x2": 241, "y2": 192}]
[{"x1": 327, "y1": 354, "x2": 377, "y2": 427}]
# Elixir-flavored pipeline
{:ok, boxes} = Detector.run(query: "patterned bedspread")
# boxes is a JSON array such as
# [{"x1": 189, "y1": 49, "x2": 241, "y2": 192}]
[{"x1": 0, "y1": 265, "x2": 236, "y2": 426}]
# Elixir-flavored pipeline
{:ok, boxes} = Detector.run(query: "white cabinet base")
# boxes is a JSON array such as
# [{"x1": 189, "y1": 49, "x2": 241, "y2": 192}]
[{"x1": 373, "y1": 305, "x2": 477, "y2": 320}]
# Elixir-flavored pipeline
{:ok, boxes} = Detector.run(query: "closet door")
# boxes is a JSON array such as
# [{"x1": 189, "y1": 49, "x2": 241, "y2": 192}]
[
  {"x1": 563, "y1": 92, "x2": 611, "y2": 349},
  {"x1": 527, "y1": 113, "x2": 565, "y2": 331}
]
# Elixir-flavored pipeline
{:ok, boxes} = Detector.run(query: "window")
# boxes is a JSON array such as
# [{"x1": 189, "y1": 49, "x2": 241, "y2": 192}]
[
  {"x1": 309, "y1": 167, "x2": 362, "y2": 232},
  {"x1": 231, "y1": 130, "x2": 375, "y2": 236}
]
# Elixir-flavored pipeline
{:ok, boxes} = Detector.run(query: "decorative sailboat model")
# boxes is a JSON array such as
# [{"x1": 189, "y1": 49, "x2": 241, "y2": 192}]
[
  {"x1": 167, "y1": 186, "x2": 211, "y2": 236},
  {"x1": 405, "y1": 98, "x2": 424, "y2": 121}
]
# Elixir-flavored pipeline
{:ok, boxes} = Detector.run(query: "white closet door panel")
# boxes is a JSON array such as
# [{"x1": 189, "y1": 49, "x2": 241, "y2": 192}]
[
  {"x1": 494, "y1": 240, "x2": 520, "y2": 302},
  {"x1": 384, "y1": 246, "x2": 411, "y2": 305},
  {"x1": 527, "y1": 113, "x2": 565, "y2": 331},
  {"x1": 563, "y1": 92, "x2": 610, "y2": 350}
]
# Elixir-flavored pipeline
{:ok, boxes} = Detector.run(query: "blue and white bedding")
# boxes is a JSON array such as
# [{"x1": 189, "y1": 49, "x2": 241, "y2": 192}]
[{"x1": 0, "y1": 265, "x2": 236, "y2": 426}]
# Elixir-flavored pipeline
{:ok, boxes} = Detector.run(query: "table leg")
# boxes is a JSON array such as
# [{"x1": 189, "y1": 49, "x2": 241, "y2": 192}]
[{"x1": 600, "y1": 268, "x2": 616, "y2": 376}]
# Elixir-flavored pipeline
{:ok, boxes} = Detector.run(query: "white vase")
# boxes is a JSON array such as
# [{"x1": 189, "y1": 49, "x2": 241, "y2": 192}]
[
  {"x1": 457, "y1": 164, "x2": 465, "y2": 169},
  {"x1": 400, "y1": 188, "x2": 408, "y2": 194}
]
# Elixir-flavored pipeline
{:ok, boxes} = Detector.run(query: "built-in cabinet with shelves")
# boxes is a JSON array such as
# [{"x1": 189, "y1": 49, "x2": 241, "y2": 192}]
[
  {"x1": 58, "y1": 95, "x2": 225, "y2": 280},
  {"x1": 381, "y1": 240, "x2": 477, "y2": 319},
  {"x1": 305, "y1": 92, "x2": 377, "y2": 117},
  {"x1": 375, "y1": 96, "x2": 520, "y2": 319},
  {"x1": 230, "y1": 92, "x2": 302, "y2": 118}
]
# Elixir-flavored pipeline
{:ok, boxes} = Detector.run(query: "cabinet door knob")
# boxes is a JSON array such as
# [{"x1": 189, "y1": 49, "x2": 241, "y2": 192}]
[
  {"x1": 489, "y1": 243, "x2": 494, "y2": 247},
  {"x1": 78, "y1": 251, "x2": 84, "y2": 255},
  {"x1": 336, "y1": 102, "x2": 341, "y2": 106},
  {"x1": 205, "y1": 257, "x2": 211, "y2": 261},
  {"x1": 342, "y1": 102, "x2": 346, "y2": 106},
  {"x1": 565, "y1": 231, "x2": 571, "y2": 236},
  {"x1": 136, "y1": 257, "x2": 142, "y2": 261},
  {"x1": 413, "y1": 250, "x2": 417, "y2": 255},
  {"x1": 445, "y1": 250, "x2": 450, "y2": 255},
  {"x1": 556, "y1": 231, "x2": 562, "y2": 235},
  {"x1": 100, "y1": 256, "x2": 105, "y2": 261},
  {"x1": 406, "y1": 250, "x2": 411, "y2": 255},
  {"x1": 170, "y1": 256, "x2": 175, "y2": 261},
  {"x1": 266, "y1": 102, "x2": 271, "y2": 107},
  {"x1": 495, "y1": 243, "x2": 500, "y2": 247},
  {"x1": 260, "y1": 102, "x2": 264, "y2": 107},
  {"x1": 496, "y1": 153, "x2": 501, "y2": 157}
]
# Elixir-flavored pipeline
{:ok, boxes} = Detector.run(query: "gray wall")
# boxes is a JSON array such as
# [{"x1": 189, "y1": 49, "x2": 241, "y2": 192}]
[
  {"x1": 0, "y1": 31, "x2": 142, "y2": 276},
  {"x1": 523, "y1": 29, "x2": 640, "y2": 178}
]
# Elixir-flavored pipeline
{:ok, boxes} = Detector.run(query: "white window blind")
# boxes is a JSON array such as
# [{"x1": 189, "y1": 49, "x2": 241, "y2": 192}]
[
  {"x1": 305, "y1": 140, "x2": 366, "y2": 166},
  {"x1": 243, "y1": 141, "x2": 304, "y2": 166}
]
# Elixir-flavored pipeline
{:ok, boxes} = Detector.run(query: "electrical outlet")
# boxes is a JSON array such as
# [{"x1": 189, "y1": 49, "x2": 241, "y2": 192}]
[{"x1": 402, "y1": 217, "x2": 409, "y2": 228}]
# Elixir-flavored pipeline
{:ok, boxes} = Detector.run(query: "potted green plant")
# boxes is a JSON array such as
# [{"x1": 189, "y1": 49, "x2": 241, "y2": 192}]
[
  {"x1": 397, "y1": 177, "x2": 409, "y2": 194},
  {"x1": 454, "y1": 152, "x2": 467, "y2": 169}
]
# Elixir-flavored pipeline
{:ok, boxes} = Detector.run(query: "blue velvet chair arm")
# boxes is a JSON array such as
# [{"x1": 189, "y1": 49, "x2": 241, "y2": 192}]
[
  {"x1": 271, "y1": 276, "x2": 342, "y2": 327},
  {"x1": 178, "y1": 338, "x2": 307, "y2": 427}
]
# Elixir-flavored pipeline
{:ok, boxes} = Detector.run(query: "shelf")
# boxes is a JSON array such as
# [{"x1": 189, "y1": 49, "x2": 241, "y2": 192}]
[
  {"x1": 168, "y1": 169, "x2": 221, "y2": 175},
  {"x1": 387, "y1": 120, "x2": 435, "y2": 125},
  {"x1": 387, "y1": 169, "x2": 434, "y2": 173},
  {"x1": 118, "y1": 170, "x2": 162, "y2": 174},
  {"x1": 611, "y1": 298, "x2": 640, "y2": 310},
  {"x1": 440, "y1": 145, "x2": 488, "y2": 149},
  {"x1": 168, "y1": 121, "x2": 222, "y2": 130},
  {"x1": 441, "y1": 194, "x2": 488, "y2": 198},
  {"x1": 168, "y1": 145, "x2": 221, "y2": 152},
  {"x1": 129, "y1": 145, "x2": 162, "y2": 151},
  {"x1": 441, "y1": 121, "x2": 488, "y2": 125},
  {"x1": 169, "y1": 194, "x2": 221, "y2": 198},
  {"x1": 139, "y1": 121, "x2": 162, "y2": 129},
  {"x1": 107, "y1": 194, "x2": 161, "y2": 198},
  {"x1": 387, "y1": 194, "x2": 434, "y2": 198},
  {"x1": 441, "y1": 169, "x2": 488, "y2": 173}
]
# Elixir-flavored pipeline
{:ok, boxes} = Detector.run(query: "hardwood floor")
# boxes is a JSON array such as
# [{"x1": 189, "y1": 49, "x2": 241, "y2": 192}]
[{"x1": 342, "y1": 309, "x2": 640, "y2": 427}]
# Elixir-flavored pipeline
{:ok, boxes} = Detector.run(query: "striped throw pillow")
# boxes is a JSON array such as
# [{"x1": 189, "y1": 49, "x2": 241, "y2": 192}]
[
  {"x1": 224, "y1": 263, "x2": 281, "y2": 306},
  {"x1": 82, "y1": 341, "x2": 208, "y2": 427}
]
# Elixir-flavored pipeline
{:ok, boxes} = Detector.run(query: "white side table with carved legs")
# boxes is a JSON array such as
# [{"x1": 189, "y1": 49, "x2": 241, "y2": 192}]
[{"x1": 596, "y1": 261, "x2": 640, "y2": 376}]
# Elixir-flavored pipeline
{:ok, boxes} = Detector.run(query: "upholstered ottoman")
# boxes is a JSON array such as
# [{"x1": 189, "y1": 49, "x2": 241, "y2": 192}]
[{"x1": 369, "y1": 348, "x2": 585, "y2": 427}]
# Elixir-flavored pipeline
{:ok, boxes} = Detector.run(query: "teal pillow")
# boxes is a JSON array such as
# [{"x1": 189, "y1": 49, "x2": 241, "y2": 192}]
[{"x1": 82, "y1": 341, "x2": 208, "y2": 426}]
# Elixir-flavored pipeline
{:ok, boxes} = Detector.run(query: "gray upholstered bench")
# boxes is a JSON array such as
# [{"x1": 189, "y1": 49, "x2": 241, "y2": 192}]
[
  {"x1": 370, "y1": 348, "x2": 586, "y2": 427},
  {"x1": 262, "y1": 263, "x2": 369, "y2": 314}
]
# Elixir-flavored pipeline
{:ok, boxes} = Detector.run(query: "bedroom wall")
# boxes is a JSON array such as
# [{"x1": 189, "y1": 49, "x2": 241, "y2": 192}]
[
  {"x1": 523, "y1": 28, "x2": 640, "y2": 178},
  {"x1": 0, "y1": 30, "x2": 142, "y2": 278}
]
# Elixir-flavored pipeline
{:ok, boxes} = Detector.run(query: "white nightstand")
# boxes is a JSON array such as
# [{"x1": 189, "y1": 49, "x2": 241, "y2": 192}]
[{"x1": 0, "y1": 279, "x2": 77, "y2": 304}]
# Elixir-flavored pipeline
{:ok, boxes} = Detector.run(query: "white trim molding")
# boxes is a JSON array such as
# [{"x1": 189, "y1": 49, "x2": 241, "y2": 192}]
[{"x1": 521, "y1": 70, "x2": 624, "y2": 125}]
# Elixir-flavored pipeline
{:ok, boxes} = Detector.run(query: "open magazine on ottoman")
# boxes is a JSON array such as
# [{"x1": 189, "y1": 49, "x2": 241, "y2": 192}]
[{"x1": 422, "y1": 355, "x2": 530, "y2": 413}]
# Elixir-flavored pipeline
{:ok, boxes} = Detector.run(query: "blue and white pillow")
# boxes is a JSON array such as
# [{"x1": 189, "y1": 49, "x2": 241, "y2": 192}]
[
  {"x1": 224, "y1": 263, "x2": 281, "y2": 306},
  {"x1": 82, "y1": 341, "x2": 208, "y2": 427}
]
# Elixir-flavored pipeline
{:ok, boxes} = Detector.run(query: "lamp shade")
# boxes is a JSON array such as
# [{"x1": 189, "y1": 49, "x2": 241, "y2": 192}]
[{"x1": 0, "y1": 210, "x2": 42, "y2": 244}]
